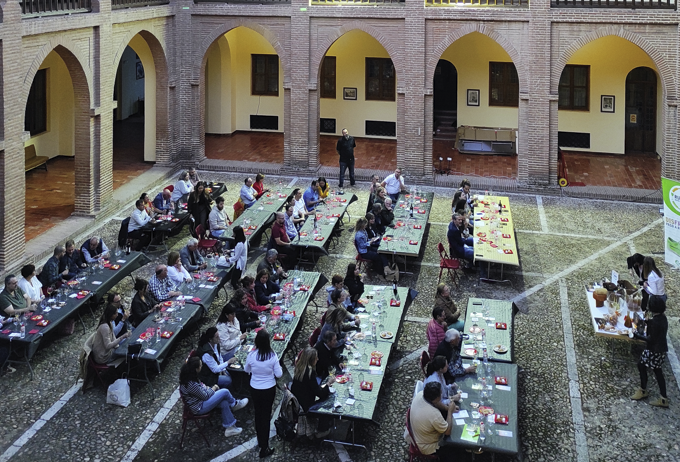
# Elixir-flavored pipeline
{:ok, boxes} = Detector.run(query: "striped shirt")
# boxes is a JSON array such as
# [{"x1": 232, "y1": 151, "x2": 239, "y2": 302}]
[{"x1": 180, "y1": 380, "x2": 214, "y2": 415}]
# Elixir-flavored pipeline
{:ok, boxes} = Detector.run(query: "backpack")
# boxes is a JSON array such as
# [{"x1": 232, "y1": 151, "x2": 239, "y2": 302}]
[
  {"x1": 274, "y1": 414, "x2": 296, "y2": 442},
  {"x1": 274, "y1": 386, "x2": 300, "y2": 442}
]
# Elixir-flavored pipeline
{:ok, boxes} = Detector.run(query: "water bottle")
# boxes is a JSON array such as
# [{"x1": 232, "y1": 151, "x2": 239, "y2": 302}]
[
  {"x1": 483, "y1": 347, "x2": 489, "y2": 366},
  {"x1": 156, "y1": 326, "x2": 161, "y2": 342},
  {"x1": 482, "y1": 328, "x2": 486, "y2": 344},
  {"x1": 20, "y1": 320, "x2": 26, "y2": 338},
  {"x1": 371, "y1": 321, "x2": 376, "y2": 337},
  {"x1": 479, "y1": 422, "x2": 486, "y2": 443}
]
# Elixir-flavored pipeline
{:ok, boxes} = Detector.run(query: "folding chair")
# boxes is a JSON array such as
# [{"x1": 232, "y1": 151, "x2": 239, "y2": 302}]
[
  {"x1": 195, "y1": 224, "x2": 220, "y2": 256},
  {"x1": 436, "y1": 243, "x2": 461, "y2": 288},
  {"x1": 309, "y1": 327, "x2": 321, "y2": 347},
  {"x1": 179, "y1": 391, "x2": 213, "y2": 449},
  {"x1": 354, "y1": 241, "x2": 372, "y2": 273}
]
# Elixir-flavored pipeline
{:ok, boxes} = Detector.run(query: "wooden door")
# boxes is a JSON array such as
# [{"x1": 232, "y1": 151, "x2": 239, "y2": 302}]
[{"x1": 625, "y1": 67, "x2": 656, "y2": 154}]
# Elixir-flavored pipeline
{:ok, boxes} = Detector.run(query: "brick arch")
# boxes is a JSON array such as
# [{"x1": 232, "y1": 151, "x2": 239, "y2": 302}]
[
  {"x1": 553, "y1": 26, "x2": 676, "y2": 99},
  {"x1": 310, "y1": 22, "x2": 405, "y2": 92},
  {"x1": 196, "y1": 21, "x2": 289, "y2": 86},
  {"x1": 426, "y1": 25, "x2": 525, "y2": 94},
  {"x1": 111, "y1": 29, "x2": 171, "y2": 163}
]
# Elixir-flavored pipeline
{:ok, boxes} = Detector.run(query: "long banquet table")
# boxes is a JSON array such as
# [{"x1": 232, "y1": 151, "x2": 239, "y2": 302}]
[
  {"x1": 459, "y1": 298, "x2": 517, "y2": 364},
  {"x1": 472, "y1": 195, "x2": 519, "y2": 282}
]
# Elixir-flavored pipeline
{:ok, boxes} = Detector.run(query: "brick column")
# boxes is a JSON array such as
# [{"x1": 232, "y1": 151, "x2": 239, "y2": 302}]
[
  {"x1": 177, "y1": 0, "x2": 199, "y2": 162},
  {"x1": 287, "y1": 0, "x2": 311, "y2": 171},
  {"x1": 0, "y1": 1, "x2": 26, "y2": 269}
]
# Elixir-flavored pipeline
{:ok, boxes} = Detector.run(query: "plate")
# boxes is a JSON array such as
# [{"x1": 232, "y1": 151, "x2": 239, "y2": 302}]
[
  {"x1": 493, "y1": 344, "x2": 508, "y2": 354},
  {"x1": 469, "y1": 326, "x2": 482, "y2": 334},
  {"x1": 371, "y1": 351, "x2": 384, "y2": 359},
  {"x1": 336, "y1": 375, "x2": 349, "y2": 384},
  {"x1": 380, "y1": 331, "x2": 393, "y2": 339},
  {"x1": 109, "y1": 265, "x2": 121, "y2": 270},
  {"x1": 479, "y1": 406, "x2": 494, "y2": 415},
  {"x1": 464, "y1": 348, "x2": 478, "y2": 356},
  {"x1": 230, "y1": 364, "x2": 242, "y2": 369},
  {"x1": 354, "y1": 333, "x2": 366, "y2": 340},
  {"x1": 469, "y1": 402, "x2": 480, "y2": 409},
  {"x1": 30, "y1": 315, "x2": 43, "y2": 321},
  {"x1": 163, "y1": 301, "x2": 173, "y2": 307}
]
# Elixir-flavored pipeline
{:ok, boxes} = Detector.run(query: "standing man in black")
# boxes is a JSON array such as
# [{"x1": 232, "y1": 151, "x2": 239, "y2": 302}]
[{"x1": 336, "y1": 128, "x2": 356, "y2": 190}]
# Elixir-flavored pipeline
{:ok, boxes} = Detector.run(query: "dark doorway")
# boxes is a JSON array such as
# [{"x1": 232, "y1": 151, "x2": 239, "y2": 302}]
[
  {"x1": 433, "y1": 60, "x2": 458, "y2": 141},
  {"x1": 625, "y1": 67, "x2": 656, "y2": 154}
]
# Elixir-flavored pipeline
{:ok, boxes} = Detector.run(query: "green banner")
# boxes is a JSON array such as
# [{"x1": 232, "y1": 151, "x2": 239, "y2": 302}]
[{"x1": 662, "y1": 177, "x2": 680, "y2": 266}]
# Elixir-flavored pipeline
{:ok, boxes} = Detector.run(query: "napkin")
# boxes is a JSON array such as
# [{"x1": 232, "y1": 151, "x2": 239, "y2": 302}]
[
  {"x1": 29, "y1": 329, "x2": 39, "y2": 334},
  {"x1": 192, "y1": 297, "x2": 201, "y2": 302}
]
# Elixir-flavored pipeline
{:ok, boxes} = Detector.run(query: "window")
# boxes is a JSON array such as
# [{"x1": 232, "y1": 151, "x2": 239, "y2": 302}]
[
  {"x1": 25, "y1": 69, "x2": 47, "y2": 136},
  {"x1": 489, "y1": 62, "x2": 519, "y2": 107},
  {"x1": 251, "y1": 54, "x2": 279, "y2": 96},
  {"x1": 320, "y1": 56, "x2": 336, "y2": 99},
  {"x1": 366, "y1": 58, "x2": 395, "y2": 101},
  {"x1": 558, "y1": 65, "x2": 589, "y2": 111}
]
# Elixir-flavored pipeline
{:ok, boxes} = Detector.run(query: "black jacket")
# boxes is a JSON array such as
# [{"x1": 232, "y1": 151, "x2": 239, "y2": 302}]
[
  {"x1": 344, "y1": 275, "x2": 365, "y2": 303},
  {"x1": 254, "y1": 280, "x2": 281, "y2": 306},
  {"x1": 336, "y1": 136, "x2": 356, "y2": 162},
  {"x1": 314, "y1": 340, "x2": 342, "y2": 381},
  {"x1": 636, "y1": 314, "x2": 668, "y2": 354},
  {"x1": 196, "y1": 342, "x2": 222, "y2": 388},
  {"x1": 130, "y1": 292, "x2": 159, "y2": 328},
  {"x1": 291, "y1": 369, "x2": 330, "y2": 412},
  {"x1": 226, "y1": 299, "x2": 259, "y2": 333}
]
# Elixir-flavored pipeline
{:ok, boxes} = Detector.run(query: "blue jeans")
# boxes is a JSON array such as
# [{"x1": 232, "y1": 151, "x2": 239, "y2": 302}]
[
  {"x1": 218, "y1": 374, "x2": 232, "y2": 389},
  {"x1": 199, "y1": 388, "x2": 237, "y2": 428},
  {"x1": 221, "y1": 349, "x2": 237, "y2": 363},
  {"x1": 463, "y1": 245, "x2": 474, "y2": 262},
  {"x1": 388, "y1": 193, "x2": 400, "y2": 203},
  {"x1": 211, "y1": 229, "x2": 225, "y2": 237},
  {"x1": 339, "y1": 159, "x2": 355, "y2": 187}
]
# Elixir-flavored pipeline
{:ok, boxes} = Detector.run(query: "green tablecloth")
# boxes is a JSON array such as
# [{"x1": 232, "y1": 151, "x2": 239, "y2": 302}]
[
  {"x1": 460, "y1": 298, "x2": 515, "y2": 363},
  {"x1": 378, "y1": 192, "x2": 433, "y2": 258},
  {"x1": 442, "y1": 363, "x2": 519, "y2": 457},
  {"x1": 354, "y1": 285, "x2": 410, "y2": 346},
  {"x1": 222, "y1": 187, "x2": 294, "y2": 242},
  {"x1": 292, "y1": 194, "x2": 357, "y2": 254}
]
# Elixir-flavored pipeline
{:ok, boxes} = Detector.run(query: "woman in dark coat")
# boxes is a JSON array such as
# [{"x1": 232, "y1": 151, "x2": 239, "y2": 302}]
[
  {"x1": 344, "y1": 263, "x2": 365, "y2": 306},
  {"x1": 187, "y1": 181, "x2": 213, "y2": 231},
  {"x1": 631, "y1": 296, "x2": 669, "y2": 407},
  {"x1": 291, "y1": 347, "x2": 334, "y2": 438}
]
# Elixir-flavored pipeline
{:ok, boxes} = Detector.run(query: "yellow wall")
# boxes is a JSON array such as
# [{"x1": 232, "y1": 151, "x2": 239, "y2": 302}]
[
  {"x1": 440, "y1": 32, "x2": 518, "y2": 130},
  {"x1": 128, "y1": 35, "x2": 157, "y2": 162},
  {"x1": 319, "y1": 29, "x2": 397, "y2": 138},
  {"x1": 25, "y1": 50, "x2": 75, "y2": 159},
  {"x1": 558, "y1": 35, "x2": 659, "y2": 155},
  {"x1": 204, "y1": 26, "x2": 284, "y2": 134}
]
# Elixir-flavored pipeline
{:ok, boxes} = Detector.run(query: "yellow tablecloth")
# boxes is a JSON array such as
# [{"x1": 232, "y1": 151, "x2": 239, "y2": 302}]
[{"x1": 472, "y1": 196, "x2": 519, "y2": 266}]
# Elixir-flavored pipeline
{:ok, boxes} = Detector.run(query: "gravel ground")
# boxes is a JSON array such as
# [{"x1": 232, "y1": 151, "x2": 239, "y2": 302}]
[{"x1": 0, "y1": 173, "x2": 677, "y2": 462}]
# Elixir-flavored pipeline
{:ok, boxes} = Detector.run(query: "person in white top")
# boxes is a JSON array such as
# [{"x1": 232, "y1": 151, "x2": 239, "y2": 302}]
[
  {"x1": 224, "y1": 226, "x2": 248, "y2": 289},
  {"x1": 17, "y1": 264, "x2": 43, "y2": 303},
  {"x1": 240, "y1": 177, "x2": 257, "y2": 209},
  {"x1": 292, "y1": 188, "x2": 310, "y2": 218},
  {"x1": 167, "y1": 251, "x2": 191, "y2": 288},
  {"x1": 171, "y1": 171, "x2": 193, "y2": 204},
  {"x1": 209, "y1": 196, "x2": 230, "y2": 238},
  {"x1": 381, "y1": 168, "x2": 407, "y2": 202},
  {"x1": 216, "y1": 304, "x2": 245, "y2": 362},
  {"x1": 244, "y1": 329, "x2": 282, "y2": 458},
  {"x1": 127, "y1": 199, "x2": 153, "y2": 249},
  {"x1": 642, "y1": 256, "x2": 666, "y2": 310},
  {"x1": 423, "y1": 355, "x2": 461, "y2": 411}
]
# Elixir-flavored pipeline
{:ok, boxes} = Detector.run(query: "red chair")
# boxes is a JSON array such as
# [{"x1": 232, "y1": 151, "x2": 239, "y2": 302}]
[
  {"x1": 309, "y1": 327, "x2": 321, "y2": 347},
  {"x1": 406, "y1": 408, "x2": 439, "y2": 461},
  {"x1": 165, "y1": 185, "x2": 174, "y2": 192},
  {"x1": 419, "y1": 351, "x2": 430, "y2": 379},
  {"x1": 436, "y1": 243, "x2": 461, "y2": 288},
  {"x1": 195, "y1": 224, "x2": 219, "y2": 255},
  {"x1": 179, "y1": 391, "x2": 212, "y2": 449},
  {"x1": 354, "y1": 241, "x2": 372, "y2": 272},
  {"x1": 320, "y1": 310, "x2": 328, "y2": 327}
]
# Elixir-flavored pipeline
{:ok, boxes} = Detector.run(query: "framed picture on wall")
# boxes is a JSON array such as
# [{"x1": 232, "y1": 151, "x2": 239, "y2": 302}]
[
  {"x1": 343, "y1": 87, "x2": 357, "y2": 100},
  {"x1": 601, "y1": 95, "x2": 615, "y2": 113},
  {"x1": 136, "y1": 61, "x2": 144, "y2": 80},
  {"x1": 467, "y1": 89, "x2": 480, "y2": 107}
]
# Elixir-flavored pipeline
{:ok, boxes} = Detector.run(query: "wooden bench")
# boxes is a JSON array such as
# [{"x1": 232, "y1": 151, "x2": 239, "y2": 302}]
[{"x1": 25, "y1": 144, "x2": 49, "y2": 172}]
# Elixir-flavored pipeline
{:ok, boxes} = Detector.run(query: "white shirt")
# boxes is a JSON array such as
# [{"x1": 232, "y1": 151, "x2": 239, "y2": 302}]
[
  {"x1": 240, "y1": 185, "x2": 256, "y2": 206},
  {"x1": 129, "y1": 208, "x2": 151, "y2": 232},
  {"x1": 217, "y1": 319, "x2": 242, "y2": 354},
  {"x1": 202, "y1": 343, "x2": 230, "y2": 373},
  {"x1": 245, "y1": 350, "x2": 282, "y2": 390},
  {"x1": 167, "y1": 264, "x2": 190, "y2": 287},
  {"x1": 424, "y1": 372, "x2": 450, "y2": 405},
  {"x1": 209, "y1": 205, "x2": 228, "y2": 231},
  {"x1": 383, "y1": 174, "x2": 405, "y2": 195},
  {"x1": 646, "y1": 271, "x2": 665, "y2": 296},
  {"x1": 171, "y1": 180, "x2": 193, "y2": 203},
  {"x1": 18, "y1": 276, "x2": 42, "y2": 302},
  {"x1": 294, "y1": 198, "x2": 307, "y2": 218},
  {"x1": 227, "y1": 241, "x2": 248, "y2": 271}
]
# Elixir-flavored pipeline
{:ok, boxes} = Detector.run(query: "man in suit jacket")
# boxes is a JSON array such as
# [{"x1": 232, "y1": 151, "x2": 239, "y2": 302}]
[
  {"x1": 314, "y1": 330, "x2": 343, "y2": 381},
  {"x1": 180, "y1": 238, "x2": 207, "y2": 272}
]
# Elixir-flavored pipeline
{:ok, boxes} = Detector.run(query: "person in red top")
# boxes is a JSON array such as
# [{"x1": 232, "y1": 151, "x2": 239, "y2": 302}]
[
  {"x1": 270, "y1": 212, "x2": 297, "y2": 269},
  {"x1": 240, "y1": 276, "x2": 270, "y2": 313},
  {"x1": 427, "y1": 307, "x2": 448, "y2": 359},
  {"x1": 253, "y1": 173, "x2": 269, "y2": 200}
]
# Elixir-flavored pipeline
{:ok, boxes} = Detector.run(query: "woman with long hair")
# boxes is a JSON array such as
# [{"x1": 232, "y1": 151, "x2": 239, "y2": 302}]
[
  {"x1": 216, "y1": 304, "x2": 246, "y2": 362},
  {"x1": 196, "y1": 327, "x2": 235, "y2": 389},
  {"x1": 224, "y1": 225, "x2": 248, "y2": 288},
  {"x1": 167, "y1": 251, "x2": 191, "y2": 288},
  {"x1": 240, "y1": 276, "x2": 270, "y2": 313},
  {"x1": 225, "y1": 288, "x2": 261, "y2": 333},
  {"x1": 424, "y1": 355, "x2": 460, "y2": 411},
  {"x1": 291, "y1": 347, "x2": 334, "y2": 438},
  {"x1": 253, "y1": 173, "x2": 269, "y2": 199},
  {"x1": 254, "y1": 269, "x2": 282, "y2": 306},
  {"x1": 434, "y1": 283, "x2": 464, "y2": 332},
  {"x1": 140, "y1": 192, "x2": 162, "y2": 217},
  {"x1": 631, "y1": 296, "x2": 669, "y2": 407},
  {"x1": 188, "y1": 181, "x2": 213, "y2": 231},
  {"x1": 244, "y1": 329, "x2": 282, "y2": 458},
  {"x1": 171, "y1": 171, "x2": 193, "y2": 204},
  {"x1": 344, "y1": 263, "x2": 365, "y2": 307},
  {"x1": 641, "y1": 256, "x2": 666, "y2": 310},
  {"x1": 317, "y1": 177, "x2": 330, "y2": 199},
  {"x1": 354, "y1": 217, "x2": 390, "y2": 278},
  {"x1": 179, "y1": 356, "x2": 247, "y2": 437},
  {"x1": 92, "y1": 304, "x2": 131, "y2": 364},
  {"x1": 320, "y1": 305, "x2": 351, "y2": 348},
  {"x1": 130, "y1": 278, "x2": 161, "y2": 328}
]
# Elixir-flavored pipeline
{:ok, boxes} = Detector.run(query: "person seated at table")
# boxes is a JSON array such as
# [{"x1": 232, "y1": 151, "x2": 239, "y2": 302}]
[
  {"x1": 153, "y1": 189, "x2": 173, "y2": 213},
  {"x1": 458, "y1": 179, "x2": 473, "y2": 210},
  {"x1": 434, "y1": 329, "x2": 476, "y2": 382},
  {"x1": 447, "y1": 213, "x2": 473, "y2": 266},
  {"x1": 179, "y1": 356, "x2": 247, "y2": 438},
  {"x1": 216, "y1": 304, "x2": 246, "y2": 361},
  {"x1": 427, "y1": 307, "x2": 448, "y2": 359},
  {"x1": 641, "y1": 256, "x2": 666, "y2": 311},
  {"x1": 631, "y1": 296, "x2": 669, "y2": 407},
  {"x1": 180, "y1": 238, "x2": 207, "y2": 272},
  {"x1": 303, "y1": 179, "x2": 321, "y2": 212},
  {"x1": 17, "y1": 265, "x2": 44, "y2": 304},
  {"x1": 253, "y1": 173, "x2": 269, "y2": 200},
  {"x1": 327, "y1": 290, "x2": 360, "y2": 330},
  {"x1": 424, "y1": 355, "x2": 461, "y2": 412},
  {"x1": 257, "y1": 249, "x2": 287, "y2": 286},
  {"x1": 197, "y1": 327, "x2": 237, "y2": 389},
  {"x1": 317, "y1": 177, "x2": 330, "y2": 200},
  {"x1": 254, "y1": 269, "x2": 282, "y2": 306},
  {"x1": 344, "y1": 263, "x2": 365, "y2": 307},
  {"x1": 107, "y1": 292, "x2": 129, "y2": 338},
  {"x1": 130, "y1": 278, "x2": 162, "y2": 328},
  {"x1": 0, "y1": 275, "x2": 34, "y2": 317},
  {"x1": 373, "y1": 187, "x2": 387, "y2": 210},
  {"x1": 354, "y1": 218, "x2": 391, "y2": 280},
  {"x1": 128, "y1": 200, "x2": 152, "y2": 250},
  {"x1": 284, "y1": 204, "x2": 300, "y2": 239},
  {"x1": 240, "y1": 177, "x2": 257, "y2": 209},
  {"x1": 451, "y1": 191, "x2": 469, "y2": 216},
  {"x1": 167, "y1": 251, "x2": 192, "y2": 288},
  {"x1": 240, "y1": 276, "x2": 270, "y2": 313},
  {"x1": 59, "y1": 240, "x2": 86, "y2": 280},
  {"x1": 149, "y1": 265, "x2": 182, "y2": 302},
  {"x1": 188, "y1": 181, "x2": 213, "y2": 231},
  {"x1": 405, "y1": 381, "x2": 456, "y2": 459},
  {"x1": 314, "y1": 330, "x2": 343, "y2": 381},
  {"x1": 381, "y1": 168, "x2": 407, "y2": 202},
  {"x1": 81, "y1": 236, "x2": 110, "y2": 264},
  {"x1": 325, "y1": 275, "x2": 352, "y2": 310},
  {"x1": 364, "y1": 212, "x2": 382, "y2": 246},
  {"x1": 140, "y1": 192, "x2": 162, "y2": 217},
  {"x1": 188, "y1": 167, "x2": 201, "y2": 187},
  {"x1": 222, "y1": 225, "x2": 248, "y2": 289},
  {"x1": 627, "y1": 253, "x2": 645, "y2": 281},
  {"x1": 92, "y1": 304, "x2": 131, "y2": 365},
  {"x1": 291, "y1": 347, "x2": 334, "y2": 439},
  {"x1": 367, "y1": 174, "x2": 381, "y2": 211},
  {"x1": 292, "y1": 188, "x2": 311, "y2": 218},
  {"x1": 209, "y1": 196, "x2": 231, "y2": 239},
  {"x1": 270, "y1": 212, "x2": 297, "y2": 269},
  {"x1": 382, "y1": 198, "x2": 395, "y2": 228},
  {"x1": 40, "y1": 246, "x2": 69, "y2": 288},
  {"x1": 225, "y1": 289, "x2": 262, "y2": 333},
  {"x1": 320, "y1": 306, "x2": 353, "y2": 349},
  {"x1": 171, "y1": 171, "x2": 193, "y2": 205},
  {"x1": 434, "y1": 283, "x2": 464, "y2": 332}
]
